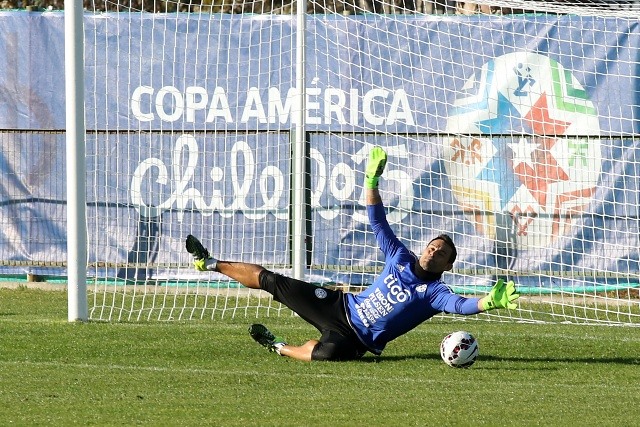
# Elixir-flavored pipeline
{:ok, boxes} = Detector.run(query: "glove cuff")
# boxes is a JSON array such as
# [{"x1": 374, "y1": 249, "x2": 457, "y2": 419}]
[
  {"x1": 480, "y1": 297, "x2": 495, "y2": 311},
  {"x1": 365, "y1": 176, "x2": 380, "y2": 189}
]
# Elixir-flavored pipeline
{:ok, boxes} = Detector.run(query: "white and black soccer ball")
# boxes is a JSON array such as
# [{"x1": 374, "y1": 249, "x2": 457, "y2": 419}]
[{"x1": 440, "y1": 331, "x2": 479, "y2": 368}]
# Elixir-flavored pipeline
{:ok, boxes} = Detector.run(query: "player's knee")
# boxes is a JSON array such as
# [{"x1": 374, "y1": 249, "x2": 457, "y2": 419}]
[
  {"x1": 258, "y1": 269, "x2": 278, "y2": 292},
  {"x1": 310, "y1": 341, "x2": 340, "y2": 361}
]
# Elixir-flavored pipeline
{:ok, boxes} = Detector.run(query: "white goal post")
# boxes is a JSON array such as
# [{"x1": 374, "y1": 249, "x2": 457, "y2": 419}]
[
  {"x1": 65, "y1": 0, "x2": 88, "y2": 321},
  {"x1": 57, "y1": 0, "x2": 640, "y2": 324}
]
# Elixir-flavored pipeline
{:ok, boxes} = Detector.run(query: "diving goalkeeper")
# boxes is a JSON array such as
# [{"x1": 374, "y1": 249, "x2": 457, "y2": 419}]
[{"x1": 186, "y1": 146, "x2": 519, "y2": 361}]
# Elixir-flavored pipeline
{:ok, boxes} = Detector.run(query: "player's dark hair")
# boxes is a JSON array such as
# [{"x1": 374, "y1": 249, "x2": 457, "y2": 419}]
[{"x1": 430, "y1": 234, "x2": 457, "y2": 264}]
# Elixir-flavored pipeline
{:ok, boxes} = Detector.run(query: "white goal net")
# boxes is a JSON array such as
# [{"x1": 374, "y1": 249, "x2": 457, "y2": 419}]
[
  {"x1": 83, "y1": 0, "x2": 640, "y2": 323},
  {"x1": 3, "y1": 1, "x2": 639, "y2": 324}
]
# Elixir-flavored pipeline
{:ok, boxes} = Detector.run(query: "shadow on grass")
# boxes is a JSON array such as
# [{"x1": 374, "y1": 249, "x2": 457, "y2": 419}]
[{"x1": 368, "y1": 353, "x2": 640, "y2": 366}]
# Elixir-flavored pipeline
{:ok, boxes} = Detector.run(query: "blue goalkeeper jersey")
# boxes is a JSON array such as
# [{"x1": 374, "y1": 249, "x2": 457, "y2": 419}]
[{"x1": 345, "y1": 203, "x2": 481, "y2": 355}]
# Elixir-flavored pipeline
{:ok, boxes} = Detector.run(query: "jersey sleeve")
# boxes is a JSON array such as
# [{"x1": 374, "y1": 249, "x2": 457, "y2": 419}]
[
  {"x1": 431, "y1": 289, "x2": 482, "y2": 315},
  {"x1": 367, "y1": 202, "x2": 406, "y2": 258}
]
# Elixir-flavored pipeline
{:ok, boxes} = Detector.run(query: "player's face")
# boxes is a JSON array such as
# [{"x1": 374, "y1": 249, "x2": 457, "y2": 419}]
[{"x1": 419, "y1": 239, "x2": 454, "y2": 273}]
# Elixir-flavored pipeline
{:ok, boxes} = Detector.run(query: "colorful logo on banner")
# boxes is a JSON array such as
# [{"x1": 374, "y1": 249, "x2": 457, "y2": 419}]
[{"x1": 444, "y1": 52, "x2": 601, "y2": 248}]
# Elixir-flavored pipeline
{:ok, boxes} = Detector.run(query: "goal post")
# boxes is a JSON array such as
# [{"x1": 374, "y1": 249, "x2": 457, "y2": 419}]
[
  {"x1": 57, "y1": 0, "x2": 640, "y2": 324},
  {"x1": 292, "y1": 0, "x2": 308, "y2": 281},
  {"x1": 65, "y1": 0, "x2": 88, "y2": 322}
]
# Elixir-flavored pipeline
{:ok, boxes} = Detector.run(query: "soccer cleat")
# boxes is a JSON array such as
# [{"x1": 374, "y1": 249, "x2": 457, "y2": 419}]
[
  {"x1": 248, "y1": 324, "x2": 286, "y2": 353},
  {"x1": 186, "y1": 234, "x2": 209, "y2": 260},
  {"x1": 185, "y1": 235, "x2": 218, "y2": 271}
]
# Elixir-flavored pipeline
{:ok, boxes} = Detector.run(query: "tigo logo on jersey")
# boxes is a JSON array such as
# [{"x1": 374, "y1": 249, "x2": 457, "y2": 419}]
[{"x1": 444, "y1": 52, "x2": 601, "y2": 248}]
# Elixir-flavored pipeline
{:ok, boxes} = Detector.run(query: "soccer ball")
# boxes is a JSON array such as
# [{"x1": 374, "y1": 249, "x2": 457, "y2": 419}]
[{"x1": 440, "y1": 331, "x2": 479, "y2": 368}]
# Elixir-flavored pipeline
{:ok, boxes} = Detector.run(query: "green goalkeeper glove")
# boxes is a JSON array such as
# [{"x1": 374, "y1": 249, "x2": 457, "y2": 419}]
[
  {"x1": 480, "y1": 279, "x2": 519, "y2": 310},
  {"x1": 364, "y1": 146, "x2": 388, "y2": 189}
]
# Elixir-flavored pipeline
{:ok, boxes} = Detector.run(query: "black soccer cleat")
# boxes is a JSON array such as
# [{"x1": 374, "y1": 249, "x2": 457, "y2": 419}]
[
  {"x1": 185, "y1": 234, "x2": 210, "y2": 261},
  {"x1": 248, "y1": 324, "x2": 278, "y2": 352}
]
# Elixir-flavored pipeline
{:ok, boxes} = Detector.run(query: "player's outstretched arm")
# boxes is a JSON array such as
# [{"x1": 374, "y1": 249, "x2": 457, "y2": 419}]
[
  {"x1": 478, "y1": 279, "x2": 520, "y2": 311},
  {"x1": 364, "y1": 146, "x2": 388, "y2": 205}
]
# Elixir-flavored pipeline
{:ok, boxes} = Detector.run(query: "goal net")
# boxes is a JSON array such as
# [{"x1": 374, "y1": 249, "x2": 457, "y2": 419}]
[{"x1": 11, "y1": 0, "x2": 640, "y2": 324}]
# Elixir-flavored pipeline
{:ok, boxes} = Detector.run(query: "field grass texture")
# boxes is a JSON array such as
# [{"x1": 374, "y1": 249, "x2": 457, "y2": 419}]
[{"x1": 0, "y1": 287, "x2": 638, "y2": 426}]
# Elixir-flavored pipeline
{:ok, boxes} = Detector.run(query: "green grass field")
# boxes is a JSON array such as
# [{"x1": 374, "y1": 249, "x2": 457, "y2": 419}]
[{"x1": 1, "y1": 287, "x2": 639, "y2": 426}]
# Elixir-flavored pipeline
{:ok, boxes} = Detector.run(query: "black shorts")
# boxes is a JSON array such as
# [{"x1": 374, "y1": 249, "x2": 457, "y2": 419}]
[{"x1": 259, "y1": 270, "x2": 369, "y2": 361}]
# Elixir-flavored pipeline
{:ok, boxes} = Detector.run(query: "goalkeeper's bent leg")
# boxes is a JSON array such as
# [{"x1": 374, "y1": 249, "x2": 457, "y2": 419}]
[{"x1": 277, "y1": 340, "x2": 317, "y2": 362}]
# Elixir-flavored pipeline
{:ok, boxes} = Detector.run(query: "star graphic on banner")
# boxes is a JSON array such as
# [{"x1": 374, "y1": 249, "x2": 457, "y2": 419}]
[
  {"x1": 516, "y1": 92, "x2": 572, "y2": 206},
  {"x1": 473, "y1": 93, "x2": 524, "y2": 209},
  {"x1": 475, "y1": 92, "x2": 524, "y2": 135},
  {"x1": 513, "y1": 137, "x2": 570, "y2": 207},
  {"x1": 508, "y1": 137, "x2": 539, "y2": 169},
  {"x1": 476, "y1": 153, "x2": 521, "y2": 211},
  {"x1": 524, "y1": 92, "x2": 571, "y2": 135}
]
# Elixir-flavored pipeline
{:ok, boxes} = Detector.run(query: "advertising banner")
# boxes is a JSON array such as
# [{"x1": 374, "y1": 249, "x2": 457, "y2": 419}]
[{"x1": 0, "y1": 12, "x2": 638, "y2": 285}]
